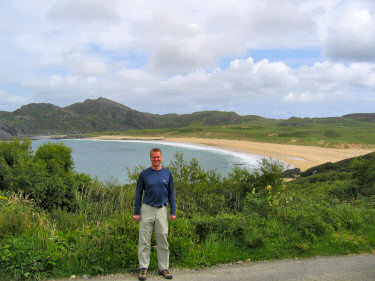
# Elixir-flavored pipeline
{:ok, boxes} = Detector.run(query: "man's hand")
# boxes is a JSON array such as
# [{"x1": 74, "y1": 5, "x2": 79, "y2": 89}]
[
  {"x1": 169, "y1": 215, "x2": 176, "y2": 221},
  {"x1": 133, "y1": 215, "x2": 141, "y2": 221}
]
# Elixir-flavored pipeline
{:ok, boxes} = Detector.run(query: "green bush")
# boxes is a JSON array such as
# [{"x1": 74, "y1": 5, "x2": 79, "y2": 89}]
[
  {"x1": 222, "y1": 167, "x2": 256, "y2": 212},
  {"x1": 165, "y1": 153, "x2": 225, "y2": 216},
  {"x1": 253, "y1": 158, "x2": 285, "y2": 191},
  {"x1": 169, "y1": 218, "x2": 197, "y2": 263},
  {"x1": 352, "y1": 156, "x2": 375, "y2": 197},
  {"x1": 0, "y1": 141, "x2": 374, "y2": 280},
  {"x1": 34, "y1": 142, "x2": 74, "y2": 173},
  {"x1": 0, "y1": 139, "x2": 93, "y2": 211},
  {"x1": 0, "y1": 235, "x2": 57, "y2": 281},
  {"x1": 191, "y1": 214, "x2": 246, "y2": 242},
  {"x1": 324, "y1": 130, "x2": 342, "y2": 138},
  {"x1": 0, "y1": 138, "x2": 32, "y2": 167},
  {"x1": 286, "y1": 205, "x2": 333, "y2": 241},
  {"x1": 244, "y1": 192, "x2": 270, "y2": 217},
  {"x1": 242, "y1": 213, "x2": 266, "y2": 248},
  {"x1": 0, "y1": 194, "x2": 36, "y2": 237}
]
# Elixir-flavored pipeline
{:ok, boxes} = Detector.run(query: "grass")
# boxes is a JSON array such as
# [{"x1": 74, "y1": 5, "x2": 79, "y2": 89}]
[
  {"x1": 0, "y1": 140, "x2": 374, "y2": 280},
  {"x1": 1, "y1": 186, "x2": 374, "y2": 280},
  {"x1": 81, "y1": 117, "x2": 375, "y2": 148}
]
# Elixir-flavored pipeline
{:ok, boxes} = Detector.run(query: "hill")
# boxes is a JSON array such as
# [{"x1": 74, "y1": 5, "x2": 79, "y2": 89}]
[
  {"x1": 0, "y1": 97, "x2": 263, "y2": 138},
  {"x1": 0, "y1": 98, "x2": 374, "y2": 147},
  {"x1": 287, "y1": 150, "x2": 375, "y2": 200}
]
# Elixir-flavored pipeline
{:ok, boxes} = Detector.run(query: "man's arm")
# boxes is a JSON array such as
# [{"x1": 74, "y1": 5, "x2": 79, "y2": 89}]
[
  {"x1": 133, "y1": 172, "x2": 144, "y2": 219},
  {"x1": 168, "y1": 172, "x2": 176, "y2": 217}
]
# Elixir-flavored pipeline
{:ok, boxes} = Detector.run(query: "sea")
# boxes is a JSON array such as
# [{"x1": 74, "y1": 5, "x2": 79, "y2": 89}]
[{"x1": 31, "y1": 139, "x2": 264, "y2": 183}]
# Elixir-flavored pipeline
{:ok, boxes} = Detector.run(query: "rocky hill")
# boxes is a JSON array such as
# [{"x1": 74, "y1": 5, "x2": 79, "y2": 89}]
[
  {"x1": 1, "y1": 97, "x2": 374, "y2": 139},
  {"x1": 0, "y1": 97, "x2": 251, "y2": 138},
  {"x1": 342, "y1": 113, "x2": 375, "y2": 122}
]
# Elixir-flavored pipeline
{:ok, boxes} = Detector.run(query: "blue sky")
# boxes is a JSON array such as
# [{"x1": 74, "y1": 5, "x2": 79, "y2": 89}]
[
  {"x1": 220, "y1": 48, "x2": 322, "y2": 69},
  {"x1": 1, "y1": 0, "x2": 375, "y2": 118}
]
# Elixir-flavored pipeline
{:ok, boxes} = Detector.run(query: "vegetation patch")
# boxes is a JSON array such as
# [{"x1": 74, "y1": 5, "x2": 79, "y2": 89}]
[{"x1": 0, "y1": 139, "x2": 374, "y2": 280}]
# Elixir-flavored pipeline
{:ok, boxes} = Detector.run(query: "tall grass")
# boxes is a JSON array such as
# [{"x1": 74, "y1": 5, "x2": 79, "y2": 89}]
[{"x1": 0, "y1": 153, "x2": 374, "y2": 280}]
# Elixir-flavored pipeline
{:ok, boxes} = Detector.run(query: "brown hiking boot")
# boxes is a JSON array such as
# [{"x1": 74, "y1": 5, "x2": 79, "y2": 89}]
[
  {"x1": 138, "y1": 268, "x2": 147, "y2": 280},
  {"x1": 158, "y1": 269, "x2": 173, "y2": 279}
]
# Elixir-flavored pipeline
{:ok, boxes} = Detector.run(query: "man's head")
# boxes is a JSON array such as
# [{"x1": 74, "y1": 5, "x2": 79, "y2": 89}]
[{"x1": 150, "y1": 148, "x2": 162, "y2": 170}]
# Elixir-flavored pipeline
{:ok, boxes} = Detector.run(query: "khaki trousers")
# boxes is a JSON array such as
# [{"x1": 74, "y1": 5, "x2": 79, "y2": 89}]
[{"x1": 138, "y1": 203, "x2": 169, "y2": 270}]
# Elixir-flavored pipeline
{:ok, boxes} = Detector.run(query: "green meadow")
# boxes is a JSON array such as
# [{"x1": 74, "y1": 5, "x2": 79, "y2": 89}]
[
  {"x1": 0, "y1": 138, "x2": 374, "y2": 280},
  {"x1": 87, "y1": 116, "x2": 375, "y2": 147}
]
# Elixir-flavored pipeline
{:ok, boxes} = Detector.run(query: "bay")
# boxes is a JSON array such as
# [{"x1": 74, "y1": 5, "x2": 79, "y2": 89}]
[{"x1": 31, "y1": 139, "x2": 263, "y2": 183}]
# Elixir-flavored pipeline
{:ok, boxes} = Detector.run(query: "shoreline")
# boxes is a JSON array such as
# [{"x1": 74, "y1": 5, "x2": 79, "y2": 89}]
[{"x1": 88, "y1": 135, "x2": 375, "y2": 171}]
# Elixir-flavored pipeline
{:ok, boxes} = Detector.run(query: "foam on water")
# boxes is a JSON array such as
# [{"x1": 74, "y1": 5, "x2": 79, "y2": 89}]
[{"x1": 83, "y1": 139, "x2": 266, "y2": 167}]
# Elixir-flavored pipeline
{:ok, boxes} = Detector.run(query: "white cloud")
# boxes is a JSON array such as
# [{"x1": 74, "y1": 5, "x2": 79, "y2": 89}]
[
  {"x1": 116, "y1": 68, "x2": 155, "y2": 84},
  {"x1": 67, "y1": 54, "x2": 109, "y2": 76},
  {"x1": 243, "y1": 1, "x2": 317, "y2": 48},
  {"x1": 47, "y1": 0, "x2": 121, "y2": 24},
  {"x1": 322, "y1": 1, "x2": 375, "y2": 61},
  {"x1": 1, "y1": 0, "x2": 375, "y2": 118},
  {"x1": 21, "y1": 74, "x2": 100, "y2": 107},
  {"x1": 0, "y1": 90, "x2": 29, "y2": 111},
  {"x1": 283, "y1": 92, "x2": 333, "y2": 104}
]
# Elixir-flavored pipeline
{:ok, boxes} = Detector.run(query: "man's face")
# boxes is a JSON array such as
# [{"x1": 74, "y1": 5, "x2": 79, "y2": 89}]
[{"x1": 150, "y1": 151, "x2": 162, "y2": 169}]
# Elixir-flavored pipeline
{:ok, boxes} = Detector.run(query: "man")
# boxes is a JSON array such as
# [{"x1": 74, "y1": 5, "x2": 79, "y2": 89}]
[{"x1": 133, "y1": 148, "x2": 176, "y2": 280}]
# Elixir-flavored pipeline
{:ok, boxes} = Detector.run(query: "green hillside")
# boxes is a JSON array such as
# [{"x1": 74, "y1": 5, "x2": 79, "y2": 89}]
[
  {"x1": 287, "y1": 151, "x2": 375, "y2": 200},
  {"x1": 1, "y1": 97, "x2": 375, "y2": 148},
  {"x1": 124, "y1": 115, "x2": 375, "y2": 147}
]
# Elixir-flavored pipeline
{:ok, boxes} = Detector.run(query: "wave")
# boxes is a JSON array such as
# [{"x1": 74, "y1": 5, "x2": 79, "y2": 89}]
[{"x1": 81, "y1": 138, "x2": 267, "y2": 167}]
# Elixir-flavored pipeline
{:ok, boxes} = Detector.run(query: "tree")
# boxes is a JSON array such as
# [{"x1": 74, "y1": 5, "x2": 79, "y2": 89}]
[
  {"x1": 0, "y1": 139, "x2": 91, "y2": 211},
  {"x1": 34, "y1": 142, "x2": 74, "y2": 173}
]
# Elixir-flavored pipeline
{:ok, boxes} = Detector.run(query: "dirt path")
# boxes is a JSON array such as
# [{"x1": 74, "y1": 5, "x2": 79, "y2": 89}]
[{"x1": 51, "y1": 254, "x2": 375, "y2": 281}]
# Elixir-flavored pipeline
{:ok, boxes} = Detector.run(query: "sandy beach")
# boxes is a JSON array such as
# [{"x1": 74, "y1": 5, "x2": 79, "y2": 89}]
[{"x1": 89, "y1": 135, "x2": 375, "y2": 171}]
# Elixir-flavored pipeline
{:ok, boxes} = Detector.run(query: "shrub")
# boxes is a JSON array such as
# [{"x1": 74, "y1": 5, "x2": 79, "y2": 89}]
[
  {"x1": 1, "y1": 145, "x2": 374, "y2": 280},
  {"x1": 253, "y1": 158, "x2": 285, "y2": 190},
  {"x1": 0, "y1": 193, "x2": 36, "y2": 237},
  {"x1": 0, "y1": 138, "x2": 32, "y2": 167},
  {"x1": 169, "y1": 218, "x2": 197, "y2": 263},
  {"x1": 0, "y1": 139, "x2": 92, "y2": 211},
  {"x1": 223, "y1": 167, "x2": 256, "y2": 212},
  {"x1": 191, "y1": 214, "x2": 246, "y2": 243},
  {"x1": 242, "y1": 213, "x2": 266, "y2": 248},
  {"x1": 243, "y1": 192, "x2": 269, "y2": 218},
  {"x1": 352, "y1": 157, "x2": 375, "y2": 197},
  {"x1": 165, "y1": 153, "x2": 225, "y2": 217},
  {"x1": 0, "y1": 235, "x2": 57, "y2": 280},
  {"x1": 34, "y1": 142, "x2": 74, "y2": 173}
]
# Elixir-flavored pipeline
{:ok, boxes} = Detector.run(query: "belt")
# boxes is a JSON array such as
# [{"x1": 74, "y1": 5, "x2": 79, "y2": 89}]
[
  {"x1": 156, "y1": 203, "x2": 168, "y2": 208},
  {"x1": 145, "y1": 203, "x2": 168, "y2": 208}
]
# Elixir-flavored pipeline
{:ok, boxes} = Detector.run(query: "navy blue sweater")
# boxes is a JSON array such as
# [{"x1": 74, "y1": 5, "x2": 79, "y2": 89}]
[{"x1": 134, "y1": 167, "x2": 176, "y2": 216}]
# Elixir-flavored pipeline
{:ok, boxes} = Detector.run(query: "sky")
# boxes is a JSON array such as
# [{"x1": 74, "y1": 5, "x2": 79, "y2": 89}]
[{"x1": 1, "y1": 0, "x2": 375, "y2": 118}]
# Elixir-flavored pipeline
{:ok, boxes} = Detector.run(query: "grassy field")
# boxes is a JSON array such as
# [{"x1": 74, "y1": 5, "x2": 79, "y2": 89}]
[{"x1": 83, "y1": 117, "x2": 375, "y2": 148}]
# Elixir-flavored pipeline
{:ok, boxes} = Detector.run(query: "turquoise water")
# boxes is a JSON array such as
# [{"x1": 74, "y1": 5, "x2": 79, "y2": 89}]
[{"x1": 31, "y1": 139, "x2": 263, "y2": 183}]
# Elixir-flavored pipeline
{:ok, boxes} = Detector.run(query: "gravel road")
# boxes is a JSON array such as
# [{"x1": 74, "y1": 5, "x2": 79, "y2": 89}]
[{"x1": 51, "y1": 253, "x2": 375, "y2": 281}]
